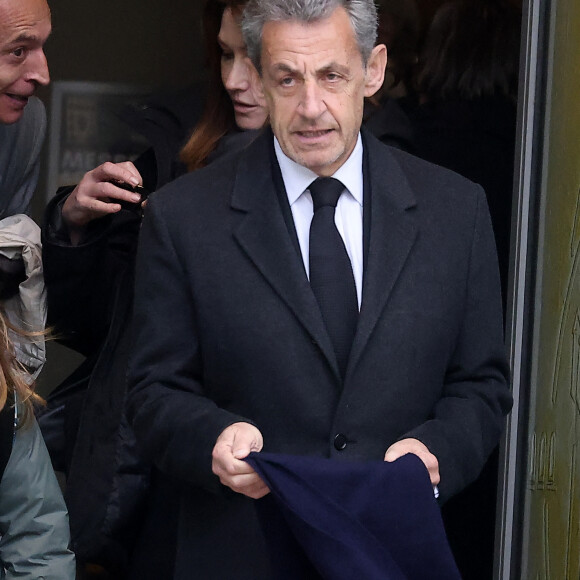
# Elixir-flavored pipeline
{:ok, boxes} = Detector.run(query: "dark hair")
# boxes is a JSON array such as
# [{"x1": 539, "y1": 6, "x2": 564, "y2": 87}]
[
  {"x1": 180, "y1": 0, "x2": 247, "y2": 172},
  {"x1": 415, "y1": 0, "x2": 521, "y2": 101},
  {"x1": 375, "y1": 0, "x2": 420, "y2": 92}
]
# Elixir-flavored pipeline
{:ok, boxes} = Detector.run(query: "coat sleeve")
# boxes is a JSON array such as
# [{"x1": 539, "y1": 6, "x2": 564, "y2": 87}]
[
  {"x1": 42, "y1": 189, "x2": 141, "y2": 356},
  {"x1": 404, "y1": 188, "x2": 512, "y2": 501},
  {"x1": 126, "y1": 193, "x2": 250, "y2": 492},
  {"x1": 0, "y1": 415, "x2": 76, "y2": 580}
]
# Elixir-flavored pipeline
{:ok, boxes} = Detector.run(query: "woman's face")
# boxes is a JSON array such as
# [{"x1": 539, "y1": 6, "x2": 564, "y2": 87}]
[{"x1": 219, "y1": 7, "x2": 268, "y2": 130}]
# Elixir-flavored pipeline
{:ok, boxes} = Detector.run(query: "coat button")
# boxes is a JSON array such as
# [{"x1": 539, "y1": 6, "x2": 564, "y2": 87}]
[{"x1": 334, "y1": 433, "x2": 347, "y2": 451}]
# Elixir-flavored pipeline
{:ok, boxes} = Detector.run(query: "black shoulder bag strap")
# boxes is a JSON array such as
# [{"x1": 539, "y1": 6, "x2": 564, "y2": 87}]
[{"x1": 0, "y1": 391, "x2": 15, "y2": 482}]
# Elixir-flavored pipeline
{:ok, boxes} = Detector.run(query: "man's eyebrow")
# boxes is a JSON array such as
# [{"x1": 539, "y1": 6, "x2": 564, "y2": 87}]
[
  {"x1": 8, "y1": 31, "x2": 49, "y2": 46},
  {"x1": 11, "y1": 33, "x2": 37, "y2": 43},
  {"x1": 318, "y1": 62, "x2": 350, "y2": 76},
  {"x1": 272, "y1": 63, "x2": 298, "y2": 75},
  {"x1": 272, "y1": 62, "x2": 350, "y2": 76}
]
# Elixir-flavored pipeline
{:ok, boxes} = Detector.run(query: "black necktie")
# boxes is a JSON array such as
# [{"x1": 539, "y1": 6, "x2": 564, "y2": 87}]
[{"x1": 309, "y1": 177, "x2": 358, "y2": 378}]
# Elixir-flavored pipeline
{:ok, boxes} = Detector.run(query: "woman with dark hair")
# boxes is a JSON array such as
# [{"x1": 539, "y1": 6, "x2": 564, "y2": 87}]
[
  {"x1": 39, "y1": 1, "x2": 266, "y2": 578},
  {"x1": 181, "y1": 0, "x2": 266, "y2": 171}
]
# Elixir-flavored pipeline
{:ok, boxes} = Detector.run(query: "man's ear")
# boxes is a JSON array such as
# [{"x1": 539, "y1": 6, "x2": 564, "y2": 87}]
[{"x1": 364, "y1": 44, "x2": 387, "y2": 98}]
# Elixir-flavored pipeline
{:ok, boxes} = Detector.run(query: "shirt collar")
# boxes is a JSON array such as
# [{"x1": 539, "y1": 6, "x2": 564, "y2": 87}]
[{"x1": 274, "y1": 134, "x2": 364, "y2": 207}]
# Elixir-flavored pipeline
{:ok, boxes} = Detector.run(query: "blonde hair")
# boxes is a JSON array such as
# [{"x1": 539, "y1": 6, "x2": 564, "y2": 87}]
[{"x1": 0, "y1": 309, "x2": 43, "y2": 429}]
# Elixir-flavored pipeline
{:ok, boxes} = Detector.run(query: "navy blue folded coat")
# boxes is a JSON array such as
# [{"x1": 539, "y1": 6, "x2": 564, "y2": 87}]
[{"x1": 246, "y1": 452, "x2": 461, "y2": 580}]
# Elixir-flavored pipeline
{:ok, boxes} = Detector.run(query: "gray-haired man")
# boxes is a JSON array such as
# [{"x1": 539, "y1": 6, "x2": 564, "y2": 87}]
[{"x1": 127, "y1": 1, "x2": 511, "y2": 577}]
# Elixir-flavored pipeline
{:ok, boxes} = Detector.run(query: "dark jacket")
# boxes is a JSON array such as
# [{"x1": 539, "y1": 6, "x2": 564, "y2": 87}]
[
  {"x1": 39, "y1": 87, "x2": 205, "y2": 576},
  {"x1": 127, "y1": 128, "x2": 511, "y2": 579}
]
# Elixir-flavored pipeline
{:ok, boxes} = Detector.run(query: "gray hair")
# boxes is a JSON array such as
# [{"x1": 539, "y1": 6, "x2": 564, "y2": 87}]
[{"x1": 242, "y1": 0, "x2": 379, "y2": 73}]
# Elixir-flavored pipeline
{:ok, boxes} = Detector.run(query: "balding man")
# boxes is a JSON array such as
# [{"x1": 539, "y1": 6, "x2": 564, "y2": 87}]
[
  {"x1": 0, "y1": 0, "x2": 50, "y2": 218},
  {"x1": 0, "y1": 0, "x2": 51, "y2": 324}
]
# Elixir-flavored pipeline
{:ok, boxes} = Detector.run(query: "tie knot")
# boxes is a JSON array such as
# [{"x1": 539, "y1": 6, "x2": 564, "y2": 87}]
[{"x1": 309, "y1": 177, "x2": 344, "y2": 211}]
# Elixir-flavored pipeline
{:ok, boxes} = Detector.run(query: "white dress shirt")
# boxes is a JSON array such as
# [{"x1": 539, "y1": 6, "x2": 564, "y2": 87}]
[{"x1": 274, "y1": 135, "x2": 364, "y2": 308}]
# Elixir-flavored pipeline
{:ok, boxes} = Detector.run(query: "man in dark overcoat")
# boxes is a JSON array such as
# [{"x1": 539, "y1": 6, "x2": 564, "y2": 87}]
[{"x1": 127, "y1": 0, "x2": 512, "y2": 577}]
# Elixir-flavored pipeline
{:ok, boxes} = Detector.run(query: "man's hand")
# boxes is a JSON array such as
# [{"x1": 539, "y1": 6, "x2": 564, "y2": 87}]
[
  {"x1": 62, "y1": 161, "x2": 143, "y2": 244},
  {"x1": 212, "y1": 422, "x2": 270, "y2": 499},
  {"x1": 384, "y1": 438, "x2": 440, "y2": 486}
]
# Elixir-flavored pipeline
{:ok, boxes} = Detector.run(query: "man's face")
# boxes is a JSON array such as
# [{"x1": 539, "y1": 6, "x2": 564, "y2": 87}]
[
  {"x1": 260, "y1": 7, "x2": 385, "y2": 176},
  {"x1": 0, "y1": 0, "x2": 51, "y2": 124}
]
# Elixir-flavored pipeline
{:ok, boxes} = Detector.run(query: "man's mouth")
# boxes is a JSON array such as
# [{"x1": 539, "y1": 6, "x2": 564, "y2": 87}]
[
  {"x1": 4, "y1": 93, "x2": 29, "y2": 105},
  {"x1": 294, "y1": 129, "x2": 334, "y2": 139}
]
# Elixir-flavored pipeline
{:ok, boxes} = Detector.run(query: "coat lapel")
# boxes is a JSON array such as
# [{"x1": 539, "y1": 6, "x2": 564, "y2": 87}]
[
  {"x1": 347, "y1": 134, "x2": 418, "y2": 379},
  {"x1": 231, "y1": 131, "x2": 341, "y2": 379}
]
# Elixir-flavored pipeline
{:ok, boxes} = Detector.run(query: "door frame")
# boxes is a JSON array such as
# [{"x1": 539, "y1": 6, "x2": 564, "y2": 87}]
[{"x1": 494, "y1": 0, "x2": 553, "y2": 577}]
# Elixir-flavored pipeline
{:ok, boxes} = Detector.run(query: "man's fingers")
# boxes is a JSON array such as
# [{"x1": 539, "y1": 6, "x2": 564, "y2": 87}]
[
  {"x1": 64, "y1": 161, "x2": 145, "y2": 231},
  {"x1": 225, "y1": 466, "x2": 270, "y2": 499},
  {"x1": 216, "y1": 422, "x2": 263, "y2": 458},
  {"x1": 96, "y1": 181, "x2": 142, "y2": 204},
  {"x1": 78, "y1": 195, "x2": 131, "y2": 215},
  {"x1": 212, "y1": 454, "x2": 271, "y2": 499},
  {"x1": 232, "y1": 434, "x2": 262, "y2": 459},
  {"x1": 384, "y1": 438, "x2": 440, "y2": 486},
  {"x1": 211, "y1": 422, "x2": 269, "y2": 498},
  {"x1": 212, "y1": 449, "x2": 254, "y2": 477},
  {"x1": 91, "y1": 161, "x2": 141, "y2": 187}
]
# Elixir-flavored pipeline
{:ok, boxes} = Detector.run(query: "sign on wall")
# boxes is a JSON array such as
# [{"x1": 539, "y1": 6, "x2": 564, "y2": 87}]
[{"x1": 46, "y1": 81, "x2": 151, "y2": 200}]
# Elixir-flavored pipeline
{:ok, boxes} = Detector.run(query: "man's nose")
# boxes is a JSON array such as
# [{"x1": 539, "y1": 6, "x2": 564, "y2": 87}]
[
  {"x1": 297, "y1": 81, "x2": 326, "y2": 119},
  {"x1": 26, "y1": 49, "x2": 50, "y2": 87},
  {"x1": 225, "y1": 59, "x2": 250, "y2": 92}
]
